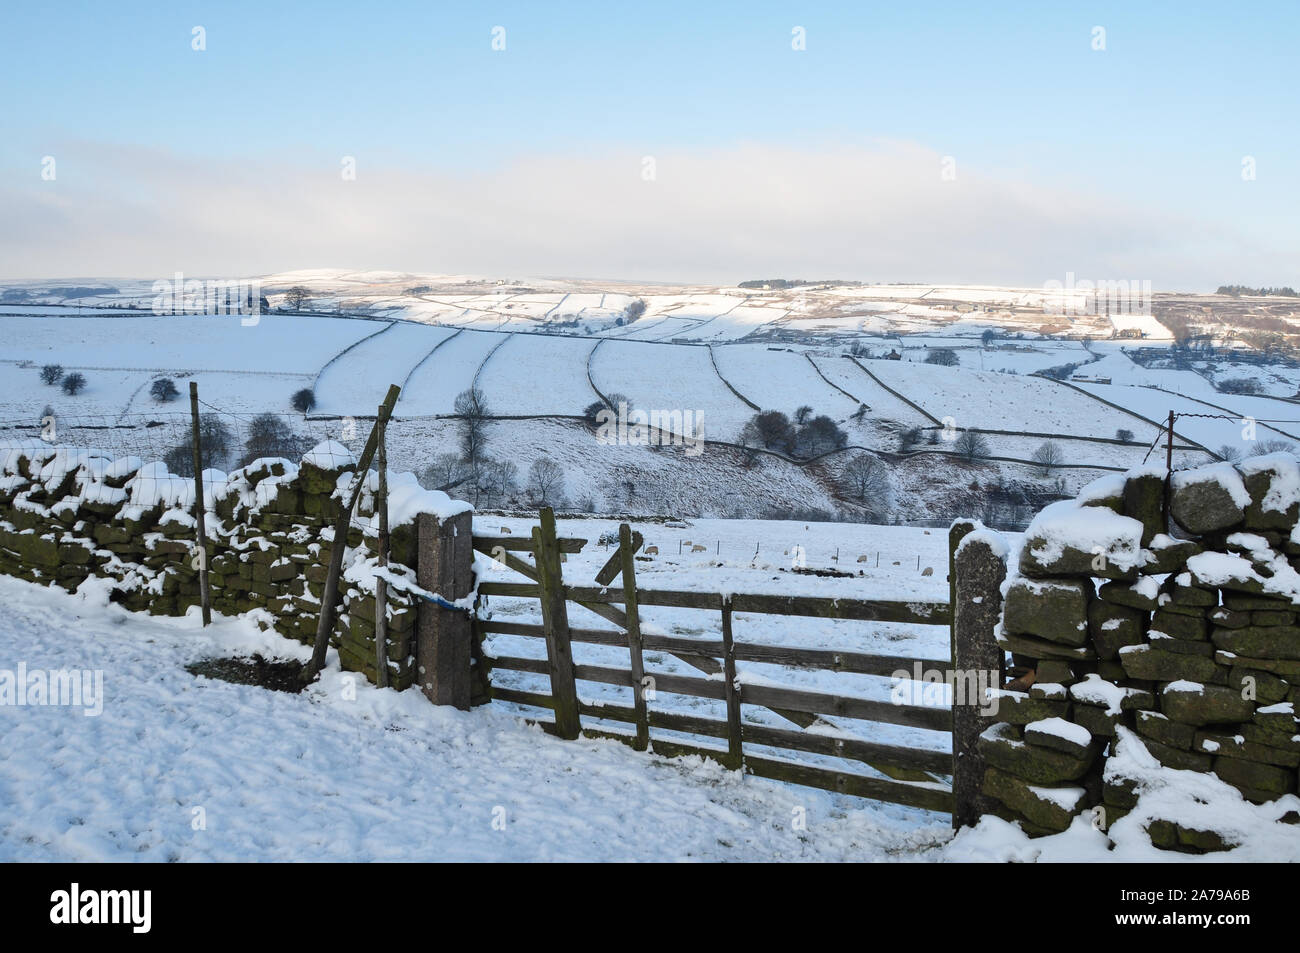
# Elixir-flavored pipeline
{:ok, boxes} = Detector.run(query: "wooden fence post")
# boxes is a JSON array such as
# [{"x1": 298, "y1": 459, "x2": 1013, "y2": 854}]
[
  {"x1": 617, "y1": 523, "x2": 649, "y2": 751},
  {"x1": 951, "y1": 528, "x2": 1007, "y2": 830},
  {"x1": 533, "y1": 508, "x2": 580, "y2": 738},
  {"x1": 188, "y1": 382, "x2": 211, "y2": 626},
  {"x1": 416, "y1": 508, "x2": 474, "y2": 709}
]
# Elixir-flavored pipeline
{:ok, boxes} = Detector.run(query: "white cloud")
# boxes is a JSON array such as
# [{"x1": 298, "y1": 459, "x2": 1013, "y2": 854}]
[{"x1": 1, "y1": 139, "x2": 1291, "y2": 289}]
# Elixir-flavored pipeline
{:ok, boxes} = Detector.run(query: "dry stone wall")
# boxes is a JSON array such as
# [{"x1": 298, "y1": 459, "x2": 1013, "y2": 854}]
[
  {"x1": 0, "y1": 440, "x2": 469, "y2": 690},
  {"x1": 983, "y1": 453, "x2": 1300, "y2": 851}
]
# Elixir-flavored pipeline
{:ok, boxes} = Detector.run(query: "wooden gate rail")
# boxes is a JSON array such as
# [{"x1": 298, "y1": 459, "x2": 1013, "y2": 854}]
[
  {"x1": 477, "y1": 619, "x2": 950, "y2": 678},
  {"x1": 475, "y1": 534, "x2": 586, "y2": 553},
  {"x1": 478, "y1": 581, "x2": 950, "y2": 626},
  {"x1": 488, "y1": 654, "x2": 951, "y2": 731},
  {"x1": 486, "y1": 687, "x2": 952, "y2": 813},
  {"x1": 459, "y1": 513, "x2": 1006, "y2": 825},
  {"x1": 473, "y1": 533, "x2": 838, "y2": 739},
  {"x1": 470, "y1": 510, "x2": 979, "y2": 812}
]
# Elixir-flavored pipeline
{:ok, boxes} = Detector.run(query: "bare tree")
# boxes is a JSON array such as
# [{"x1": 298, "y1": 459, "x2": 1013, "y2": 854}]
[
  {"x1": 1217, "y1": 444, "x2": 1242, "y2": 463},
  {"x1": 925, "y1": 348, "x2": 960, "y2": 367},
  {"x1": 40, "y1": 364, "x2": 64, "y2": 386},
  {"x1": 239, "y1": 413, "x2": 309, "y2": 468},
  {"x1": 61, "y1": 372, "x2": 87, "y2": 396},
  {"x1": 953, "y1": 429, "x2": 990, "y2": 462},
  {"x1": 478, "y1": 457, "x2": 518, "y2": 504},
  {"x1": 839, "y1": 454, "x2": 893, "y2": 518},
  {"x1": 1031, "y1": 440, "x2": 1064, "y2": 476},
  {"x1": 453, "y1": 387, "x2": 491, "y2": 467},
  {"x1": 899, "y1": 427, "x2": 923, "y2": 452},
  {"x1": 283, "y1": 286, "x2": 311, "y2": 310},
  {"x1": 423, "y1": 452, "x2": 465, "y2": 489},
  {"x1": 493, "y1": 459, "x2": 519, "y2": 500},
  {"x1": 527, "y1": 457, "x2": 566, "y2": 506},
  {"x1": 164, "y1": 415, "x2": 232, "y2": 476}
]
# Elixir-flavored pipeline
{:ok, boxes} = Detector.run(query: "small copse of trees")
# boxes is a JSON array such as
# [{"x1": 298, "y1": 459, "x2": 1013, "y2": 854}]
[{"x1": 739, "y1": 407, "x2": 848, "y2": 460}]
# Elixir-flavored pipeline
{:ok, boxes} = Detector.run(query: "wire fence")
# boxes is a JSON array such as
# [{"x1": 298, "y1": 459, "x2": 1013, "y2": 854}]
[
  {"x1": 1140, "y1": 410, "x2": 1300, "y2": 470},
  {"x1": 0, "y1": 409, "x2": 365, "y2": 475},
  {"x1": 0, "y1": 404, "x2": 425, "y2": 544},
  {"x1": 8, "y1": 402, "x2": 1300, "y2": 527}
]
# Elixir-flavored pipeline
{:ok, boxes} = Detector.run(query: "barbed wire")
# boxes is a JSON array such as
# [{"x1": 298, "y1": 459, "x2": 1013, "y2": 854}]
[
  {"x1": 1171, "y1": 411, "x2": 1300, "y2": 424},
  {"x1": 1140, "y1": 424, "x2": 1167, "y2": 466}
]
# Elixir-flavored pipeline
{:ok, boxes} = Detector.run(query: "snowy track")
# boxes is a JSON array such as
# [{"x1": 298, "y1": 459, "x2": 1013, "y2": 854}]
[{"x1": 0, "y1": 576, "x2": 952, "y2": 861}]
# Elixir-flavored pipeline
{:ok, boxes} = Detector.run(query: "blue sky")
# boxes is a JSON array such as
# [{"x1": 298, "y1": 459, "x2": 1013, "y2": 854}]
[{"x1": 1, "y1": 1, "x2": 1296, "y2": 286}]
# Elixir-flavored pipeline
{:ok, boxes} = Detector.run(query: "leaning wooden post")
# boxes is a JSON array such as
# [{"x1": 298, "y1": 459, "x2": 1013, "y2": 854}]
[
  {"x1": 303, "y1": 383, "x2": 401, "y2": 684},
  {"x1": 951, "y1": 528, "x2": 1007, "y2": 830},
  {"x1": 416, "y1": 507, "x2": 474, "y2": 708},
  {"x1": 188, "y1": 381, "x2": 211, "y2": 626},
  {"x1": 533, "y1": 507, "x2": 580, "y2": 739},
  {"x1": 617, "y1": 523, "x2": 649, "y2": 751},
  {"x1": 374, "y1": 405, "x2": 390, "y2": 688}
]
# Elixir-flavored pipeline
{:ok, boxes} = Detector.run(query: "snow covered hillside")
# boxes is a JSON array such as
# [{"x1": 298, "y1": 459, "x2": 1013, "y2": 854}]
[{"x1": 5, "y1": 276, "x2": 1300, "y2": 526}]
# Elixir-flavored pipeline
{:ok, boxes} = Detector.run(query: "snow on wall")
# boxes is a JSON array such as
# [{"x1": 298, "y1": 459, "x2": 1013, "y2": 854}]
[
  {"x1": 981, "y1": 453, "x2": 1300, "y2": 853},
  {"x1": 0, "y1": 439, "x2": 472, "y2": 691}
]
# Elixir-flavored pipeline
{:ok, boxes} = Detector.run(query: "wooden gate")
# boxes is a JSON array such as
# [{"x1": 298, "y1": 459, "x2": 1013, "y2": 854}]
[{"x1": 470, "y1": 509, "x2": 998, "y2": 817}]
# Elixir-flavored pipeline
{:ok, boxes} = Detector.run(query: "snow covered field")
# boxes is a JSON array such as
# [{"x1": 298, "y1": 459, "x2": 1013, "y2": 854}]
[
  {"x1": 711, "y1": 344, "x2": 863, "y2": 420},
  {"x1": 0, "y1": 573, "x2": 956, "y2": 862},
  {"x1": 866, "y1": 360, "x2": 1163, "y2": 442},
  {"x1": 3, "y1": 568, "x2": 1296, "y2": 862}
]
